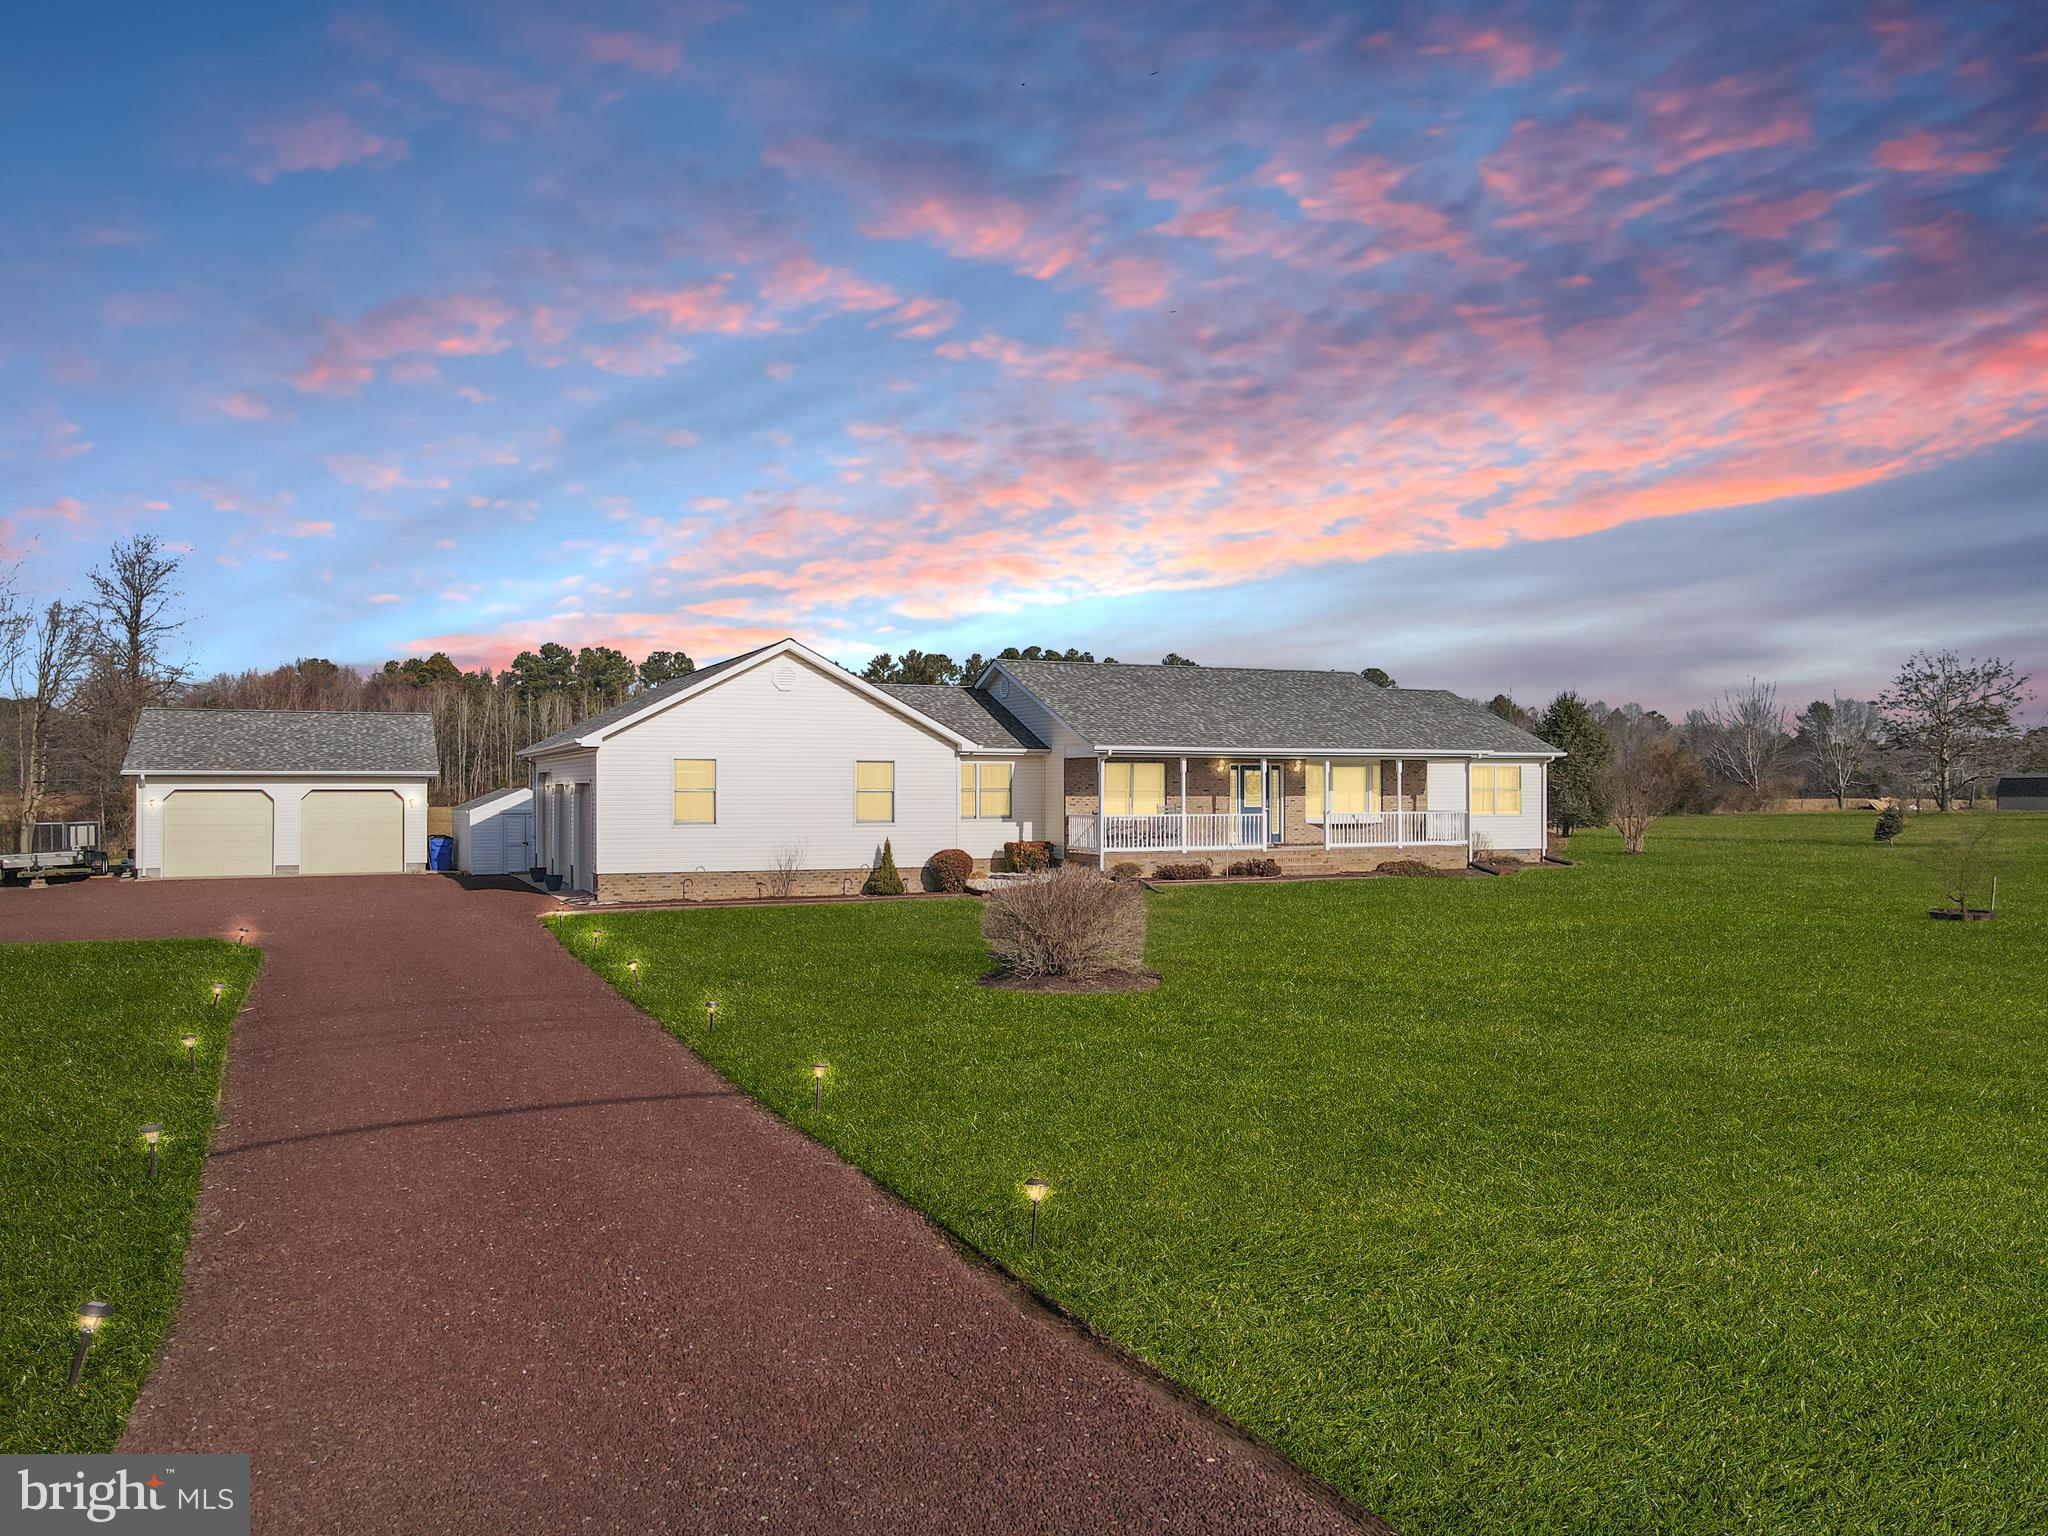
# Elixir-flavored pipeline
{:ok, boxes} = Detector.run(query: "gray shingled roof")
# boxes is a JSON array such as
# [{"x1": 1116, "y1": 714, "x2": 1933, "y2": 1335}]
[
  {"x1": 1998, "y1": 775, "x2": 2048, "y2": 798},
  {"x1": 522, "y1": 644, "x2": 771, "y2": 756},
  {"x1": 992, "y1": 659, "x2": 1559, "y2": 755},
  {"x1": 123, "y1": 708, "x2": 439, "y2": 775},
  {"x1": 878, "y1": 684, "x2": 1045, "y2": 750}
]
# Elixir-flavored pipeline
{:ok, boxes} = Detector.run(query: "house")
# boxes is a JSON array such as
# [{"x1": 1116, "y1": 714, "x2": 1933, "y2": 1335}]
[
  {"x1": 124, "y1": 709, "x2": 437, "y2": 878},
  {"x1": 453, "y1": 786, "x2": 535, "y2": 876},
  {"x1": 518, "y1": 638, "x2": 1560, "y2": 901},
  {"x1": 1995, "y1": 775, "x2": 2048, "y2": 811}
]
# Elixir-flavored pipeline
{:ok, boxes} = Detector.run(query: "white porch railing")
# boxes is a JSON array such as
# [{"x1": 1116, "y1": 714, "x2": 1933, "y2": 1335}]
[
  {"x1": 1323, "y1": 810, "x2": 1467, "y2": 847},
  {"x1": 1067, "y1": 810, "x2": 1269, "y2": 854}
]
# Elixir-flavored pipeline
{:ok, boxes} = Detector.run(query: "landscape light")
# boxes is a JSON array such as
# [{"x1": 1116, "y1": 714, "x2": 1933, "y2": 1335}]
[
  {"x1": 627, "y1": 960, "x2": 641, "y2": 984},
  {"x1": 706, "y1": 999, "x2": 718, "y2": 1035},
  {"x1": 1023, "y1": 1178, "x2": 1051, "y2": 1249},
  {"x1": 181, "y1": 1033, "x2": 198, "y2": 1072},
  {"x1": 68, "y1": 1302, "x2": 110, "y2": 1387},
  {"x1": 210, "y1": 983, "x2": 224, "y2": 1006},
  {"x1": 812, "y1": 1062, "x2": 827, "y2": 1112},
  {"x1": 236, "y1": 927, "x2": 248, "y2": 945},
  {"x1": 590, "y1": 928, "x2": 604, "y2": 947},
  {"x1": 141, "y1": 1124, "x2": 163, "y2": 1180}
]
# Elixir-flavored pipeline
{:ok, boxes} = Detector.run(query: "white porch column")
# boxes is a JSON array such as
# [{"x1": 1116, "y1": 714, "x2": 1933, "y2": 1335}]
[
  {"x1": 1096, "y1": 754, "x2": 1107, "y2": 855},
  {"x1": 1396, "y1": 760, "x2": 1405, "y2": 848},
  {"x1": 1465, "y1": 758, "x2": 1474, "y2": 860},
  {"x1": 1323, "y1": 758, "x2": 1332, "y2": 848},
  {"x1": 1259, "y1": 755, "x2": 1269, "y2": 847},
  {"x1": 1179, "y1": 757, "x2": 1188, "y2": 852}
]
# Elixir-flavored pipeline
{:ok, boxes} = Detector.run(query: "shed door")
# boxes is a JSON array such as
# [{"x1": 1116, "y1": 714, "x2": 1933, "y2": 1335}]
[
  {"x1": 163, "y1": 791, "x2": 274, "y2": 879},
  {"x1": 301, "y1": 790, "x2": 404, "y2": 875},
  {"x1": 502, "y1": 810, "x2": 534, "y2": 874}
]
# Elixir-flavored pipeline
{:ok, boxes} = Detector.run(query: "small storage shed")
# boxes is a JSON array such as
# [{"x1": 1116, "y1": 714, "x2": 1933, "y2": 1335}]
[
  {"x1": 1995, "y1": 775, "x2": 2048, "y2": 811},
  {"x1": 122, "y1": 708, "x2": 437, "y2": 879},
  {"x1": 454, "y1": 786, "x2": 535, "y2": 876}
]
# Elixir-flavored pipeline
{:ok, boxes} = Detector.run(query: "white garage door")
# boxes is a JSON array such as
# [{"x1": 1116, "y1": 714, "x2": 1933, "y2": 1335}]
[
  {"x1": 163, "y1": 791, "x2": 274, "y2": 879},
  {"x1": 301, "y1": 791, "x2": 404, "y2": 875}
]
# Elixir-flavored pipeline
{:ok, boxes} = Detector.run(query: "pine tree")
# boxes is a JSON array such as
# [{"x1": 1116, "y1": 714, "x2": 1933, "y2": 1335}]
[{"x1": 868, "y1": 838, "x2": 905, "y2": 895}]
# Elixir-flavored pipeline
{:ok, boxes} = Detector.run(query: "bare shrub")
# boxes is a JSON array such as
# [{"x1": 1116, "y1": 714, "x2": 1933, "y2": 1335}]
[
  {"x1": 1109, "y1": 861, "x2": 1144, "y2": 881},
  {"x1": 765, "y1": 842, "x2": 806, "y2": 900},
  {"x1": 981, "y1": 865, "x2": 1147, "y2": 979},
  {"x1": 1375, "y1": 859, "x2": 1443, "y2": 877}
]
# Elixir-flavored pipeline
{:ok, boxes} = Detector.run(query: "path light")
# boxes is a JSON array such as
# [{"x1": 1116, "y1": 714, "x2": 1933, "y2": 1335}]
[
  {"x1": 706, "y1": 999, "x2": 718, "y2": 1036},
  {"x1": 236, "y1": 927, "x2": 248, "y2": 945},
  {"x1": 141, "y1": 1124, "x2": 163, "y2": 1180},
  {"x1": 181, "y1": 1033, "x2": 198, "y2": 1072},
  {"x1": 68, "y1": 1302, "x2": 110, "y2": 1388},
  {"x1": 627, "y1": 960, "x2": 641, "y2": 985},
  {"x1": 210, "y1": 982, "x2": 224, "y2": 1006},
  {"x1": 1023, "y1": 1178, "x2": 1051, "y2": 1249},
  {"x1": 590, "y1": 927, "x2": 604, "y2": 947},
  {"x1": 812, "y1": 1062, "x2": 827, "y2": 1113}
]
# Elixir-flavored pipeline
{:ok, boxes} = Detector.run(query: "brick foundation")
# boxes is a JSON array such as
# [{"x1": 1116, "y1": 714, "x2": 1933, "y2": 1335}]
[{"x1": 1089, "y1": 842, "x2": 1473, "y2": 878}]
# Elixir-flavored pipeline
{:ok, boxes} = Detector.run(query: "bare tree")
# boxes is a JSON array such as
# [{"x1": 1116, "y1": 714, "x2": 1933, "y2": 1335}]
[
  {"x1": 78, "y1": 535, "x2": 188, "y2": 849},
  {"x1": 1793, "y1": 695, "x2": 1882, "y2": 808},
  {"x1": 1879, "y1": 650, "x2": 2031, "y2": 811},
  {"x1": 1602, "y1": 709, "x2": 1691, "y2": 854},
  {"x1": 1688, "y1": 679, "x2": 1789, "y2": 804},
  {"x1": 12, "y1": 600, "x2": 91, "y2": 841}
]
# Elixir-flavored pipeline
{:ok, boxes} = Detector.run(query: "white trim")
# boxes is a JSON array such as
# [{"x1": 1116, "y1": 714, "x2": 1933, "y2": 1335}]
[
  {"x1": 1095, "y1": 744, "x2": 1563, "y2": 759},
  {"x1": 122, "y1": 768, "x2": 435, "y2": 779}
]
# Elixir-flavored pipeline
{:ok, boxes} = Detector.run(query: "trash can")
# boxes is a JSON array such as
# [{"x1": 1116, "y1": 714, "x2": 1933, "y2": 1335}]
[{"x1": 427, "y1": 835, "x2": 454, "y2": 872}]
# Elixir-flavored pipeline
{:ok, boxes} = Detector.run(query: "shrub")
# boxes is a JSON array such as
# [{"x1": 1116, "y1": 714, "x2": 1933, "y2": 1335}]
[
  {"x1": 926, "y1": 848, "x2": 974, "y2": 893},
  {"x1": 1375, "y1": 859, "x2": 1444, "y2": 878},
  {"x1": 981, "y1": 865, "x2": 1147, "y2": 978},
  {"x1": 1004, "y1": 839, "x2": 1053, "y2": 872},
  {"x1": 1151, "y1": 861, "x2": 1213, "y2": 881},
  {"x1": 1225, "y1": 858, "x2": 1283, "y2": 877},
  {"x1": 867, "y1": 838, "x2": 906, "y2": 895},
  {"x1": 1110, "y1": 861, "x2": 1144, "y2": 881},
  {"x1": 1874, "y1": 806, "x2": 1905, "y2": 843}
]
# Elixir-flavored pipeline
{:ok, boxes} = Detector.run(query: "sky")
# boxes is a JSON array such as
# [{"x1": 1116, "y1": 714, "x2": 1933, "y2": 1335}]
[{"x1": 3, "y1": 0, "x2": 2044, "y2": 715}]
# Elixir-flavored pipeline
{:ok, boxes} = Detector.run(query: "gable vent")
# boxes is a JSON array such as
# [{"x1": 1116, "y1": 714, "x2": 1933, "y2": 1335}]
[{"x1": 772, "y1": 663, "x2": 797, "y2": 692}]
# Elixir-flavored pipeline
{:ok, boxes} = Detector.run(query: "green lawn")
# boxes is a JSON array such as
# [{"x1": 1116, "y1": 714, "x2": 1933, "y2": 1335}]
[
  {"x1": 0, "y1": 940, "x2": 258, "y2": 1454},
  {"x1": 554, "y1": 814, "x2": 2047, "y2": 1533}
]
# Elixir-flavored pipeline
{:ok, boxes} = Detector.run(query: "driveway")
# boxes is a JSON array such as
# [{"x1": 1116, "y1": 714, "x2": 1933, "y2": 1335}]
[{"x1": 2, "y1": 874, "x2": 1374, "y2": 1534}]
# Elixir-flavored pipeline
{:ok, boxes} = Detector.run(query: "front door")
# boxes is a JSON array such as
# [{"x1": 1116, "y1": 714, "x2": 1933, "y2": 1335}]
[{"x1": 1230, "y1": 765, "x2": 1283, "y2": 845}]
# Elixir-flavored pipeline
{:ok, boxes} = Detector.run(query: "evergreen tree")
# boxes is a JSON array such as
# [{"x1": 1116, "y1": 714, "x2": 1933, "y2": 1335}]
[
  {"x1": 1539, "y1": 691, "x2": 1613, "y2": 835},
  {"x1": 639, "y1": 650, "x2": 695, "y2": 688},
  {"x1": 868, "y1": 838, "x2": 905, "y2": 895},
  {"x1": 1361, "y1": 666, "x2": 1395, "y2": 687}
]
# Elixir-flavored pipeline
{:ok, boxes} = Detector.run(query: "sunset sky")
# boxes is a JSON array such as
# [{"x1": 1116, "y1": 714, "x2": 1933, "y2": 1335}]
[{"x1": 4, "y1": 0, "x2": 2044, "y2": 713}]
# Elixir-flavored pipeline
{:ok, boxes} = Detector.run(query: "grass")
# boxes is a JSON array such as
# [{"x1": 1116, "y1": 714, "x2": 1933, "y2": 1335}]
[
  {"x1": 0, "y1": 939, "x2": 259, "y2": 1454},
  {"x1": 553, "y1": 814, "x2": 2048, "y2": 1534}
]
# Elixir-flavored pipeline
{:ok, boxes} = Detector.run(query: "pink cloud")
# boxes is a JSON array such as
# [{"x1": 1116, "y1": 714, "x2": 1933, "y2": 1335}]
[
  {"x1": 583, "y1": 332, "x2": 694, "y2": 377},
  {"x1": 1642, "y1": 81, "x2": 1810, "y2": 172},
  {"x1": 294, "y1": 292, "x2": 517, "y2": 395},
  {"x1": 888, "y1": 296, "x2": 960, "y2": 339},
  {"x1": 624, "y1": 282, "x2": 757, "y2": 333},
  {"x1": 242, "y1": 112, "x2": 408, "y2": 183},
  {"x1": 18, "y1": 496, "x2": 90, "y2": 526},
  {"x1": 1723, "y1": 189, "x2": 1838, "y2": 240},
  {"x1": 1421, "y1": 24, "x2": 1559, "y2": 82},
  {"x1": 1874, "y1": 129, "x2": 2006, "y2": 176},
  {"x1": 217, "y1": 392, "x2": 277, "y2": 420},
  {"x1": 584, "y1": 29, "x2": 682, "y2": 76},
  {"x1": 758, "y1": 255, "x2": 899, "y2": 313}
]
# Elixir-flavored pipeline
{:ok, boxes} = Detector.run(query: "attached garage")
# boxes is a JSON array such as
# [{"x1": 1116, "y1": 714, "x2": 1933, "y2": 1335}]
[
  {"x1": 301, "y1": 790, "x2": 405, "y2": 874},
  {"x1": 123, "y1": 708, "x2": 438, "y2": 880},
  {"x1": 163, "y1": 791, "x2": 274, "y2": 879}
]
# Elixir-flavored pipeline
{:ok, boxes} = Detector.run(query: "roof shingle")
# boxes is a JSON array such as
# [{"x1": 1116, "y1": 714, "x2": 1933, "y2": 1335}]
[
  {"x1": 991, "y1": 659, "x2": 1557, "y2": 756},
  {"x1": 878, "y1": 684, "x2": 1045, "y2": 750},
  {"x1": 123, "y1": 708, "x2": 439, "y2": 775}
]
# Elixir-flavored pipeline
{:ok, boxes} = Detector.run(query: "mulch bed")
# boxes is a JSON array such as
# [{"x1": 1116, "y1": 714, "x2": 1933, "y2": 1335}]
[{"x1": 979, "y1": 967, "x2": 1163, "y2": 994}]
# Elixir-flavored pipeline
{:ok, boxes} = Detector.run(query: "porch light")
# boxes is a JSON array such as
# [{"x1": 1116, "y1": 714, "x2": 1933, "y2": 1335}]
[
  {"x1": 141, "y1": 1123, "x2": 163, "y2": 1179},
  {"x1": 68, "y1": 1302, "x2": 111, "y2": 1387},
  {"x1": 181, "y1": 1033, "x2": 198, "y2": 1072},
  {"x1": 811, "y1": 1062, "x2": 827, "y2": 1112},
  {"x1": 1023, "y1": 1178, "x2": 1050, "y2": 1248}
]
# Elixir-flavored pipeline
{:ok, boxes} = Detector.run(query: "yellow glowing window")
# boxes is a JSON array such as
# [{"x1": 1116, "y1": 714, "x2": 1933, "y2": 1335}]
[
  {"x1": 855, "y1": 760, "x2": 895, "y2": 822},
  {"x1": 672, "y1": 759, "x2": 716, "y2": 823},
  {"x1": 1308, "y1": 763, "x2": 1373, "y2": 820},
  {"x1": 1103, "y1": 761, "x2": 1165, "y2": 815},
  {"x1": 959, "y1": 760, "x2": 1012, "y2": 819},
  {"x1": 1472, "y1": 764, "x2": 1522, "y2": 816}
]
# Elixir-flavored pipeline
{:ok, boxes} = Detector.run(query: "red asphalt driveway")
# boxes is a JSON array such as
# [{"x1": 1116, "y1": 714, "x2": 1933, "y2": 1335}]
[{"x1": 3, "y1": 874, "x2": 1376, "y2": 1534}]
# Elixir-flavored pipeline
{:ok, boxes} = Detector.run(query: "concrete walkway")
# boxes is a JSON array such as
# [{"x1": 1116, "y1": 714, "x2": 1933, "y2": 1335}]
[{"x1": 3, "y1": 874, "x2": 1375, "y2": 1534}]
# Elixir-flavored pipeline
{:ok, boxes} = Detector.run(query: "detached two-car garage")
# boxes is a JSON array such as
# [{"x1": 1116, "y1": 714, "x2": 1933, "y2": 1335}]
[{"x1": 125, "y1": 708, "x2": 436, "y2": 880}]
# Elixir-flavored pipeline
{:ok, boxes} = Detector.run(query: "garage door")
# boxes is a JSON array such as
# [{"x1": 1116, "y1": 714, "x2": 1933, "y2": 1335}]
[
  {"x1": 163, "y1": 791, "x2": 274, "y2": 879},
  {"x1": 301, "y1": 791, "x2": 404, "y2": 875}
]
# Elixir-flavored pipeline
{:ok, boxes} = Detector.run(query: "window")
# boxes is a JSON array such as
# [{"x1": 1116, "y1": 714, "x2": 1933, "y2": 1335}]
[
  {"x1": 672, "y1": 759, "x2": 715, "y2": 823},
  {"x1": 856, "y1": 760, "x2": 895, "y2": 822},
  {"x1": 1472, "y1": 764, "x2": 1522, "y2": 816},
  {"x1": 961, "y1": 760, "x2": 1014, "y2": 819},
  {"x1": 1307, "y1": 764, "x2": 1374, "y2": 821},
  {"x1": 1103, "y1": 761, "x2": 1165, "y2": 815}
]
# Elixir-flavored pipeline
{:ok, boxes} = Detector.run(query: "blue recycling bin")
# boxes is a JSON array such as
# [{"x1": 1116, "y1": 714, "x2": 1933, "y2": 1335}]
[{"x1": 427, "y1": 834, "x2": 454, "y2": 872}]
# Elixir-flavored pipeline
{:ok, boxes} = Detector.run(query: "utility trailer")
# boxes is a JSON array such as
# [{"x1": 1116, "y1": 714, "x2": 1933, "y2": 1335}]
[{"x1": 0, "y1": 820, "x2": 108, "y2": 882}]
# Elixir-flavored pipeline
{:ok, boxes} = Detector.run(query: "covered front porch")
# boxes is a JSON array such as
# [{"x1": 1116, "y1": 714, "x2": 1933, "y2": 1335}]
[{"x1": 1063, "y1": 754, "x2": 1469, "y2": 858}]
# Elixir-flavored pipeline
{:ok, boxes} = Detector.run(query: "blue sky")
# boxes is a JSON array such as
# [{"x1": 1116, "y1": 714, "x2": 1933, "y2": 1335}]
[{"x1": 3, "y1": 0, "x2": 2044, "y2": 714}]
